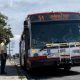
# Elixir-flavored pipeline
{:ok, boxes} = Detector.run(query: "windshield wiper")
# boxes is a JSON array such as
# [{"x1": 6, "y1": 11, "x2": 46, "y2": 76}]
[
  {"x1": 39, "y1": 44, "x2": 54, "y2": 51},
  {"x1": 39, "y1": 43, "x2": 61, "y2": 51},
  {"x1": 39, "y1": 45, "x2": 48, "y2": 51}
]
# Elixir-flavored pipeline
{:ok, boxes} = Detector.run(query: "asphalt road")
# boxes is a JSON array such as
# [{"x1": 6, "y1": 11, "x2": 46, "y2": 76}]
[
  {"x1": 25, "y1": 66, "x2": 80, "y2": 80},
  {"x1": 15, "y1": 58, "x2": 80, "y2": 80}
]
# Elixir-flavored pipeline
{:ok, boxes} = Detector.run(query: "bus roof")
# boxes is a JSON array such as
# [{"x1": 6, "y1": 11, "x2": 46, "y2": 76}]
[
  {"x1": 28, "y1": 12, "x2": 80, "y2": 16},
  {"x1": 26, "y1": 12, "x2": 80, "y2": 22}
]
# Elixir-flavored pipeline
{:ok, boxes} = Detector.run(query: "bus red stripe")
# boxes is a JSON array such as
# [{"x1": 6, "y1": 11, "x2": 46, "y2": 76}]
[{"x1": 30, "y1": 56, "x2": 47, "y2": 61}]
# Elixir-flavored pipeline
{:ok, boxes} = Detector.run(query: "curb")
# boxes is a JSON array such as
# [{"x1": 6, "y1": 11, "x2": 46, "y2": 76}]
[{"x1": 10, "y1": 59, "x2": 27, "y2": 80}]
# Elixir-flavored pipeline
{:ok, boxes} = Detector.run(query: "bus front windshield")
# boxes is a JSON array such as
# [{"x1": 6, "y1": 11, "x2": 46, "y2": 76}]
[{"x1": 31, "y1": 21, "x2": 80, "y2": 48}]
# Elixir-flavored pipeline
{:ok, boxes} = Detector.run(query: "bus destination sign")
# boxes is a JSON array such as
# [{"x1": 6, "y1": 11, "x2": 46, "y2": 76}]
[{"x1": 29, "y1": 13, "x2": 80, "y2": 22}]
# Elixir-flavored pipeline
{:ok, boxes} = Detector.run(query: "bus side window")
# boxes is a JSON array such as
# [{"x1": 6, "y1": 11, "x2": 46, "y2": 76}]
[
  {"x1": 24, "y1": 20, "x2": 30, "y2": 49},
  {"x1": 24, "y1": 21, "x2": 30, "y2": 59},
  {"x1": 26, "y1": 28, "x2": 30, "y2": 49}
]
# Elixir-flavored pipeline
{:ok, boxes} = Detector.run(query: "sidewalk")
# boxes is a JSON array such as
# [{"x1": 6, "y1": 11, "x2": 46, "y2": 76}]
[{"x1": 0, "y1": 59, "x2": 27, "y2": 80}]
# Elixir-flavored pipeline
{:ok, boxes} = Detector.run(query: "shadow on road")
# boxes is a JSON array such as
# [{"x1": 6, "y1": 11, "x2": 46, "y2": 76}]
[
  {"x1": 25, "y1": 67, "x2": 80, "y2": 80},
  {"x1": 0, "y1": 65, "x2": 19, "y2": 76},
  {"x1": 1, "y1": 65, "x2": 80, "y2": 80}
]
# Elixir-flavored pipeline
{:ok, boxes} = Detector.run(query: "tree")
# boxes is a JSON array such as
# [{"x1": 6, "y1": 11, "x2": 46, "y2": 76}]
[{"x1": 0, "y1": 13, "x2": 13, "y2": 44}]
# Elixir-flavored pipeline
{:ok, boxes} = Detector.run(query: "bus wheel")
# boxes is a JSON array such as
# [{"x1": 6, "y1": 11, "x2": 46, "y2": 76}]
[
  {"x1": 26, "y1": 64, "x2": 30, "y2": 71},
  {"x1": 26, "y1": 59, "x2": 31, "y2": 71},
  {"x1": 64, "y1": 66, "x2": 71, "y2": 71},
  {"x1": 24, "y1": 57, "x2": 31, "y2": 71},
  {"x1": 24, "y1": 57, "x2": 27, "y2": 69}
]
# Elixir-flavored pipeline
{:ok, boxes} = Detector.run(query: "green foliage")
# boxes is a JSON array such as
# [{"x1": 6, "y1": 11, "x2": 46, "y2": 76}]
[{"x1": 0, "y1": 13, "x2": 13, "y2": 44}]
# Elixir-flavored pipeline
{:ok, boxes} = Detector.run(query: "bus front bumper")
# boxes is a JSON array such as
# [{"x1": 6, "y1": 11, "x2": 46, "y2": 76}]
[{"x1": 30, "y1": 58, "x2": 72, "y2": 68}]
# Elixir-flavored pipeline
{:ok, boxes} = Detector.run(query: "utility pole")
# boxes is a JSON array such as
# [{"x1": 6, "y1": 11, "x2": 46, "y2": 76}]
[
  {"x1": 9, "y1": 41, "x2": 11, "y2": 60},
  {"x1": 8, "y1": 41, "x2": 15, "y2": 59}
]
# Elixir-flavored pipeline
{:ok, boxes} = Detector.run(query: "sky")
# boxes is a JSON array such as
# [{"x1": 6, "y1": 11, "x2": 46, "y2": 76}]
[{"x1": 0, "y1": 0, "x2": 80, "y2": 55}]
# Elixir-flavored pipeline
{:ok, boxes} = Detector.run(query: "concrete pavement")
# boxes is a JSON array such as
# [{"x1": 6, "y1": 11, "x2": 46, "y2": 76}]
[{"x1": 0, "y1": 59, "x2": 27, "y2": 80}]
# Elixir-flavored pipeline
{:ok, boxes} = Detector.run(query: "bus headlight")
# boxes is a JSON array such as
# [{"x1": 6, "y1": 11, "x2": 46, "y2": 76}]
[{"x1": 33, "y1": 53, "x2": 38, "y2": 57}]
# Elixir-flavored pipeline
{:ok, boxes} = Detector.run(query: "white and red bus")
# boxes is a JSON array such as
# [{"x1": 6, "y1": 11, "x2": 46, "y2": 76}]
[{"x1": 19, "y1": 12, "x2": 80, "y2": 71}]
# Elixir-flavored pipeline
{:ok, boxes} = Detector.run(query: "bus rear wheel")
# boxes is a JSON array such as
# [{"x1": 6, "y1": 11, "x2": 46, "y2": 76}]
[{"x1": 24, "y1": 57, "x2": 31, "y2": 71}]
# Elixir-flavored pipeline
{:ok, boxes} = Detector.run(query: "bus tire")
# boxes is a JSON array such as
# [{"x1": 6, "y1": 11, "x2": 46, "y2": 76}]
[
  {"x1": 64, "y1": 66, "x2": 71, "y2": 71},
  {"x1": 24, "y1": 57, "x2": 31, "y2": 71}
]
